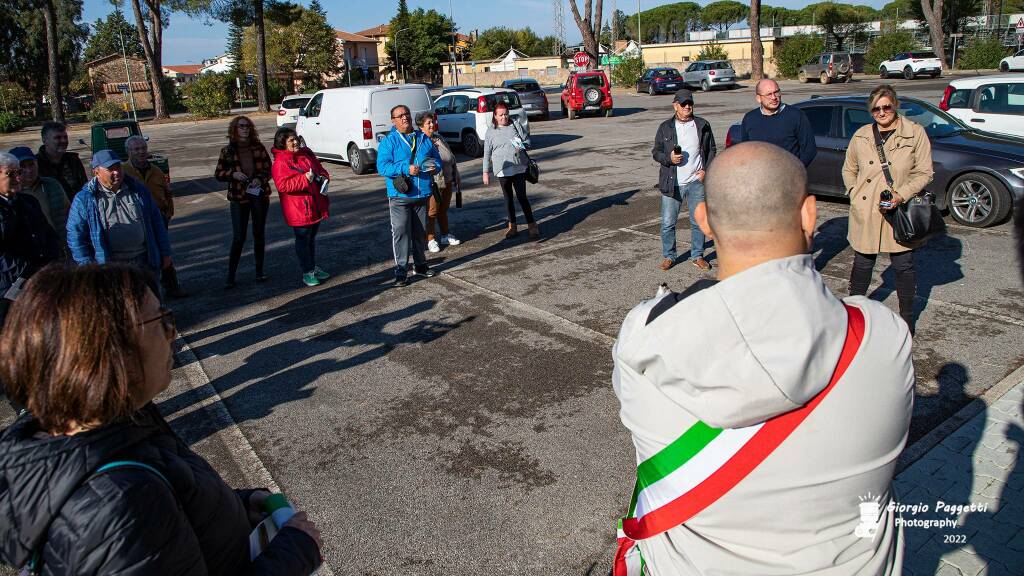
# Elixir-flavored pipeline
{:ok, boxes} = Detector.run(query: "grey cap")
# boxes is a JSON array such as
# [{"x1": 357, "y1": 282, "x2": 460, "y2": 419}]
[{"x1": 673, "y1": 89, "x2": 695, "y2": 105}]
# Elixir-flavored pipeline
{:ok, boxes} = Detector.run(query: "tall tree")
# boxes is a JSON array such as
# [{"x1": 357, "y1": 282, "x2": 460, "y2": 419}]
[
  {"x1": 750, "y1": 0, "x2": 764, "y2": 81},
  {"x1": 816, "y1": 3, "x2": 868, "y2": 51},
  {"x1": 567, "y1": 0, "x2": 603, "y2": 69},
  {"x1": 701, "y1": 0, "x2": 747, "y2": 31},
  {"x1": 226, "y1": 20, "x2": 245, "y2": 73},
  {"x1": 82, "y1": 10, "x2": 143, "y2": 62},
  {"x1": 253, "y1": 0, "x2": 270, "y2": 108},
  {"x1": 919, "y1": 0, "x2": 948, "y2": 68},
  {"x1": 471, "y1": 27, "x2": 548, "y2": 60},
  {"x1": 127, "y1": 0, "x2": 170, "y2": 118},
  {"x1": 41, "y1": 0, "x2": 65, "y2": 122},
  {"x1": 384, "y1": 0, "x2": 415, "y2": 82}
]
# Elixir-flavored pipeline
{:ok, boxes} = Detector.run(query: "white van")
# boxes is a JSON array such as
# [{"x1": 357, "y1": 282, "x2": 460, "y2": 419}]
[{"x1": 296, "y1": 84, "x2": 434, "y2": 174}]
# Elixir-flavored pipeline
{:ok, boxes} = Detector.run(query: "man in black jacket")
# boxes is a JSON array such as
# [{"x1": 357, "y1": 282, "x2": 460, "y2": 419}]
[
  {"x1": 35, "y1": 121, "x2": 88, "y2": 202},
  {"x1": 652, "y1": 89, "x2": 716, "y2": 271}
]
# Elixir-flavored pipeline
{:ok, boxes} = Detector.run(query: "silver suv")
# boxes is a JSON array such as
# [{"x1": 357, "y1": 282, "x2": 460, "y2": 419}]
[
  {"x1": 683, "y1": 60, "x2": 737, "y2": 91},
  {"x1": 798, "y1": 52, "x2": 852, "y2": 84}
]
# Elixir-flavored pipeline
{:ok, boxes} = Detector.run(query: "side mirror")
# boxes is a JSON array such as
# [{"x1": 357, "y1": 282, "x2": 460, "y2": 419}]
[
  {"x1": 298, "y1": 108, "x2": 306, "y2": 117},
  {"x1": 143, "y1": 135, "x2": 150, "y2": 142}
]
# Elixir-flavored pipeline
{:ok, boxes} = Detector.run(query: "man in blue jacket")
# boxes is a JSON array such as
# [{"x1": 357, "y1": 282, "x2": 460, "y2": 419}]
[
  {"x1": 377, "y1": 105, "x2": 442, "y2": 287},
  {"x1": 67, "y1": 150, "x2": 173, "y2": 291},
  {"x1": 738, "y1": 79, "x2": 817, "y2": 168}
]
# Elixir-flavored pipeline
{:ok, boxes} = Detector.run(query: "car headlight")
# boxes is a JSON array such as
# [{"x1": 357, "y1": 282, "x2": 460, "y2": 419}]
[{"x1": 1010, "y1": 167, "x2": 1024, "y2": 179}]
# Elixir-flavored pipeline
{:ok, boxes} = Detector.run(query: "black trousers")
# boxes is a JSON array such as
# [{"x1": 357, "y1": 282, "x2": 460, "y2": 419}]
[
  {"x1": 228, "y1": 198, "x2": 269, "y2": 281},
  {"x1": 849, "y1": 250, "x2": 916, "y2": 329},
  {"x1": 292, "y1": 222, "x2": 320, "y2": 274},
  {"x1": 498, "y1": 172, "x2": 535, "y2": 225}
]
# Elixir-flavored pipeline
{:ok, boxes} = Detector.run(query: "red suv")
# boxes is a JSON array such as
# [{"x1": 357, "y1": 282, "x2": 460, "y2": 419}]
[{"x1": 560, "y1": 71, "x2": 613, "y2": 119}]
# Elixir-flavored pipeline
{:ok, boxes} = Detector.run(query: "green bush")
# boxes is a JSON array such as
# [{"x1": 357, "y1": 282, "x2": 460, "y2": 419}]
[
  {"x1": 772, "y1": 33, "x2": 825, "y2": 78},
  {"x1": 611, "y1": 55, "x2": 646, "y2": 88},
  {"x1": 0, "y1": 111, "x2": 24, "y2": 133},
  {"x1": 864, "y1": 31, "x2": 918, "y2": 74},
  {"x1": 957, "y1": 37, "x2": 1008, "y2": 70},
  {"x1": 160, "y1": 77, "x2": 186, "y2": 114},
  {"x1": 87, "y1": 99, "x2": 125, "y2": 122},
  {"x1": 183, "y1": 73, "x2": 232, "y2": 119},
  {"x1": 696, "y1": 39, "x2": 729, "y2": 63}
]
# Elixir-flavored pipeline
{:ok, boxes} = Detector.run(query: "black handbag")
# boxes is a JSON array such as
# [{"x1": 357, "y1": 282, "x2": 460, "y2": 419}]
[
  {"x1": 872, "y1": 124, "x2": 945, "y2": 247},
  {"x1": 512, "y1": 122, "x2": 539, "y2": 184}
]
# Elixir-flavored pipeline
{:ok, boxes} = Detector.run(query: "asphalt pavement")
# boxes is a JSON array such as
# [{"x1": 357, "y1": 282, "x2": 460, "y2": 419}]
[{"x1": 1, "y1": 72, "x2": 1021, "y2": 575}]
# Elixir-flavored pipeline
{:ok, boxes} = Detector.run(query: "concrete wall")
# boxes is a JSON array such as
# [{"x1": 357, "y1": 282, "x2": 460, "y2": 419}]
[
  {"x1": 443, "y1": 67, "x2": 571, "y2": 87},
  {"x1": 640, "y1": 38, "x2": 781, "y2": 78}
]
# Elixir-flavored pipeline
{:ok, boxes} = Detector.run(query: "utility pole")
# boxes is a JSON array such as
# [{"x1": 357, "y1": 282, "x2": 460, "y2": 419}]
[
  {"x1": 637, "y1": 0, "x2": 643, "y2": 57},
  {"x1": 553, "y1": 0, "x2": 567, "y2": 56},
  {"x1": 114, "y1": 3, "x2": 139, "y2": 123},
  {"x1": 450, "y1": 0, "x2": 459, "y2": 85}
]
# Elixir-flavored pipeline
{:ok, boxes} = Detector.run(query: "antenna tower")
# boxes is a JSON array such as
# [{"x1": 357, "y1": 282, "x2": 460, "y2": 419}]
[{"x1": 553, "y1": 0, "x2": 567, "y2": 56}]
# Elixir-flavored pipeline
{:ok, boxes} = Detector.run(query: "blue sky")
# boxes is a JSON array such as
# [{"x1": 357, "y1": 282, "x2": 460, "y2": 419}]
[{"x1": 82, "y1": 0, "x2": 891, "y2": 65}]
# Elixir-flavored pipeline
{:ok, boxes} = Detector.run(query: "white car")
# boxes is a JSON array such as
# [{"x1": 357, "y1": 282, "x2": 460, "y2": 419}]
[
  {"x1": 940, "y1": 75, "x2": 1024, "y2": 139},
  {"x1": 296, "y1": 84, "x2": 433, "y2": 174},
  {"x1": 433, "y1": 88, "x2": 529, "y2": 158},
  {"x1": 879, "y1": 51, "x2": 943, "y2": 80},
  {"x1": 1000, "y1": 49, "x2": 1024, "y2": 72},
  {"x1": 276, "y1": 93, "x2": 316, "y2": 128}
]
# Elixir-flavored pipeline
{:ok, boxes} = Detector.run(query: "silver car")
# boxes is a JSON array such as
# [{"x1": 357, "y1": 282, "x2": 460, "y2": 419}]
[
  {"x1": 501, "y1": 78, "x2": 549, "y2": 120},
  {"x1": 682, "y1": 60, "x2": 736, "y2": 92}
]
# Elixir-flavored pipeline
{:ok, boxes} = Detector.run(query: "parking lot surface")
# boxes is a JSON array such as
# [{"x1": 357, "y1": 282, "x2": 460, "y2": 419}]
[{"x1": 1, "y1": 73, "x2": 1020, "y2": 574}]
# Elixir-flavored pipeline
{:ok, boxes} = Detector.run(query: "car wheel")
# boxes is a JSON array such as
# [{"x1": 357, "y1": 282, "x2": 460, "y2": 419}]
[
  {"x1": 930, "y1": 72, "x2": 940, "y2": 78},
  {"x1": 879, "y1": 66, "x2": 887, "y2": 78},
  {"x1": 461, "y1": 130, "x2": 483, "y2": 158},
  {"x1": 560, "y1": 100, "x2": 567, "y2": 118},
  {"x1": 648, "y1": 84, "x2": 656, "y2": 95},
  {"x1": 1000, "y1": 61, "x2": 1009, "y2": 72},
  {"x1": 798, "y1": 71, "x2": 808, "y2": 83},
  {"x1": 540, "y1": 111, "x2": 550, "y2": 121},
  {"x1": 348, "y1": 144, "x2": 369, "y2": 175},
  {"x1": 701, "y1": 80, "x2": 710, "y2": 92},
  {"x1": 604, "y1": 107, "x2": 613, "y2": 118},
  {"x1": 903, "y1": 66, "x2": 914, "y2": 80},
  {"x1": 820, "y1": 72, "x2": 830, "y2": 85},
  {"x1": 946, "y1": 172, "x2": 1012, "y2": 228},
  {"x1": 844, "y1": 74, "x2": 853, "y2": 83},
  {"x1": 568, "y1": 107, "x2": 577, "y2": 120}
]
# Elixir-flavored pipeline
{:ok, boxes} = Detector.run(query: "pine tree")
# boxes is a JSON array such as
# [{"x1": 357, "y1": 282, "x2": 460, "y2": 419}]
[
  {"x1": 227, "y1": 22, "x2": 245, "y2": 73},
  {"x1": 298, "y1": 0, "x2": 338, "y2": 86}
]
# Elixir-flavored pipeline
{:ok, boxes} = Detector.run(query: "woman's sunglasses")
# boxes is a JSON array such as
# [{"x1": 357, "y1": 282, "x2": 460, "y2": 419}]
[
  {"x1": 139, "y1": 307, "x2": 176, "y2": 337},
  {"x1": 871, "y1": 104, "x2": 894, "y2": 114}
]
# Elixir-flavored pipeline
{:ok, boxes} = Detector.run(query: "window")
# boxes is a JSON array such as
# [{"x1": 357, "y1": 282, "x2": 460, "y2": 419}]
[
  {"x1": 708, "y1": 61, "x2": 732, "y2": 70},
  {"x1": 910, "y1": 52, "x2": 937, "y2": 59},
  {"x1": 545, "y1": 66, "x2": 558, "y2": 75},
  {"x1": 506, "y1": 81, "x2": 540, "y2": 92},
  {"x1": 946, "y1": 88, "x2": 972, "y2": 109},
  {"x1": 843, "y1": 107, "x2": 872, "y2": 137},
  {"x1": 899, "y1": 100, "x2": 961, "y2": 138},
  {"x1": 452, "y1": 95, "x2": 472, "y2": 114},
  {"x1": 576, "y1": 75, "x2": 605, "y2": 88},
  {"x1": 820, "y1": 55, "x2": 828, "y2": 65},
  {"x1": 281, "y1": 98, "x2": 311, "y2": 110},
  {"x1": 433, "y1": 95, "x2": 452, "y2": 115},
  {"x1": 305, "y1": 94, "x2": 322, "y2": 117},
  {"x1": 655, "y1": 68, "x2": 680, "y2": 77},
  {"x1": 803, "y1": 107, "x2": 832, "y2": 137},
  {"x1": 486, "y1": 91, "x2": 522, "y2": 109},
  {"x1": 685, "y1": 63, "x2": 696, "y2": 72}
]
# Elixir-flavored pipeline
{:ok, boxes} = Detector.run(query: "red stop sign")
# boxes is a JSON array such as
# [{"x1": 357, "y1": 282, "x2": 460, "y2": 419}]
[{"x1": 573, "y1": 52, "x2": 591, "y2": 68}]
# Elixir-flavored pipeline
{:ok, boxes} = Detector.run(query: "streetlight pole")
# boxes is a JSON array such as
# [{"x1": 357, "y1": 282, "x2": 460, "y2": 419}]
[
  {"x1": 636, "y1": 0, "x2": 643, "y2": 58},
  {"x1": 113, "y1": 3, "x2": 138, "y2": 123},
  {"x1": 450, "y1": 0, "x2": 459, "y2": 86},
  {"x1": 395, "y1": 26, "x2": 411, "y2": 84}
]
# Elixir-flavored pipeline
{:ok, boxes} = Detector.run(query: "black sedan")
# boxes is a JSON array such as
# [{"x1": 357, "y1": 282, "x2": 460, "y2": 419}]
[
  {"x1": 636, "y1": 68, "x2": 685, "y2": 95},
  {"x1": 726, "y1": 96, "x2": 1024, "y2": 228}
]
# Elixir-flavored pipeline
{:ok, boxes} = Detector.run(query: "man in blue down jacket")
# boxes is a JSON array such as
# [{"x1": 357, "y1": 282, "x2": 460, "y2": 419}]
[{"x1": 377, "y1": 105, "x2": 442, "y2": 287}]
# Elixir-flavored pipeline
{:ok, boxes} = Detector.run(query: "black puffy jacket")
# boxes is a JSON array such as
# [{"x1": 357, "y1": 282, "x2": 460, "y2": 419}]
[{"x1": 0, "y1": 404, "x2": 320, "y2": 575}]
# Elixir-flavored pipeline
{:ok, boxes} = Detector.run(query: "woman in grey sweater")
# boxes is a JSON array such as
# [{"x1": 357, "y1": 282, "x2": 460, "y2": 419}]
[{"x1": 483, "y1": 103, "x2": 539, "y2": 239}]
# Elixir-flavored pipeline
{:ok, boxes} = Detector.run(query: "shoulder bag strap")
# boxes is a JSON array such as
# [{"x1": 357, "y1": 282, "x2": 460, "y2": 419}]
[{"x1": 872, "y1": 123, "x2": 896, "y2": 191}]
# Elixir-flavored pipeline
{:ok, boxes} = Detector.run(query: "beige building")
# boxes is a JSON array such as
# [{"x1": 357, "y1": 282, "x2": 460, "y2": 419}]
[
  {"x1": 354, "y1": 24, "x2": 395, "y2": 83},
  {"x1": 85, "y1": 53, "x2": 153, "y2": 111},
  {"x1": 442, "y1": 49, "x2": 569, "y2": 87},
  {"x1": 639, "y1": 37, "x2": 782, "y2": 77}
]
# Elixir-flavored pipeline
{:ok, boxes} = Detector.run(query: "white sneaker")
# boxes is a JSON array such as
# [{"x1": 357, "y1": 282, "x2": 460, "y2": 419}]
[
  {"x1": 427, "y1": 239, "x2": 441, "y2": 253},
  {"x1": 442, "y1": 234, "x2": 461, "y2": 246}
]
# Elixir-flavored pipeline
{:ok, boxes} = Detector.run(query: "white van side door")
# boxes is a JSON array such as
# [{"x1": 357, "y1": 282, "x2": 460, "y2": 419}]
[{"x1": 298, "y1": 93, "x2": 324, "y2": 152}]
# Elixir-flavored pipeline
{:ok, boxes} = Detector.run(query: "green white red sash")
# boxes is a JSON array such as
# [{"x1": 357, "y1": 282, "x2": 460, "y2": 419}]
[{"x1": 613, "y1": 304, "x2": 865, "y2": 576}]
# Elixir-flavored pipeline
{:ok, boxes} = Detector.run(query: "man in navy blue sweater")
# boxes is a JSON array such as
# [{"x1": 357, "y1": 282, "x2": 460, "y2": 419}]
[{"x1": 739, "y1": 79, "x2": 817, "y2": 167}]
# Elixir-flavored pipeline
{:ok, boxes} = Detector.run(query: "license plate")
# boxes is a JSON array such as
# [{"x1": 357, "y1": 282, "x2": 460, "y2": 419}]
[
  {"x1": 664, "y1": 83, "x2": 677, "y2": 88},
  {"x1": 523, "y1": 104, "x2": 534, "y2": 109},
  {"x1": 584, "y1": 105, "x2": 600, "y2": 110}
]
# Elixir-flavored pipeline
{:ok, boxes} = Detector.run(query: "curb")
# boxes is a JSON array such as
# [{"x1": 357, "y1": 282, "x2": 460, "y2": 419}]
[{"x1": 896, "y1": 362, "x2": 1024, "y2": 474}]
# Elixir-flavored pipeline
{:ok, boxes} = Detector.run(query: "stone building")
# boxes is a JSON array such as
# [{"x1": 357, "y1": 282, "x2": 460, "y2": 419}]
[{"x1": 84, "y1": 53, "x2": 154, "y2": 112}]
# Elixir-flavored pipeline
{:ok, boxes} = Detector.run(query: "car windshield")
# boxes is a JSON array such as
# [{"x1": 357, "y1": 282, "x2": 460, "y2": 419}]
[
  {"x1": 576, "y1": 75, "x2": 605, "y2": 87},
  {"x1": 707, "y1": 61, "x2": 732, "y2": 70},
  {"x1": 654, "y1": 69, "x2": 679, "y2": 77},
  {"x1": 506, "y1": 81, "x2": 540, "y2": 92},
  {"x1": 910, "y1": 52, "x2": 937, "y2": 59},
  {"x1": 899, "y1": 100, "x2": 965, "y2": 138},
  {"x1": 486, "y1": 91, "x2": 522, "y2": 109},
  {"x1": 281, "y1": 98, "x2": 311, "y2": 110}
]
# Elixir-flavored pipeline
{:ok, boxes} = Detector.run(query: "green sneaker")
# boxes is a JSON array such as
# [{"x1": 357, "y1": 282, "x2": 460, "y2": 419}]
[
  {"x1": 313, "y1": 266, "x2": 330, "y2": 281},
  {"x1": 302, "y1": 272, "x2": 320, "y2": 287}
]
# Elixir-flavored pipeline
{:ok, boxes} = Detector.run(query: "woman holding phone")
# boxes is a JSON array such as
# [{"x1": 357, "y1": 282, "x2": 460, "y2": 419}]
[
  {"x1": 483, "y1": 102, "x2": 539, "y2": 240},
  {"x1": 842, "y1": 84, "x2": 933, "y2": 333}
]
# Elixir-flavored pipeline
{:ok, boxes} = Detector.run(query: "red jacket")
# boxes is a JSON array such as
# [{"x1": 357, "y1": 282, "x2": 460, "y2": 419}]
[{"x1": 270, "y1": 147, "x2": 330, "y2": 227}]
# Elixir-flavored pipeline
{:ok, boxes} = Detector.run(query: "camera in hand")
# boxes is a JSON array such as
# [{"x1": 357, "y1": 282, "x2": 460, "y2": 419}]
[
  {"x1": 312, "y1": 173, "x2": 327, "y2": 187},
  {"x1": 673, "y1": 145, "x2": 682, "y2": 155},
  {"x1": 879, "y1": 190, "x2": 894, "y2": 209}
]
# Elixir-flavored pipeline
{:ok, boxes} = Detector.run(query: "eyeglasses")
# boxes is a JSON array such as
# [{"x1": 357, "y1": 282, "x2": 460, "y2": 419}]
[
  {"x1": 139, "y1": 307, "x2": 176, "y2": 337},
  {"x1": 871, "y1": 104, "x2": 894, "y2": 114},
  {"x1": 676, "y1": 102, "x2": 693, "y2": 108},
  {"x1": 757, "y1": 90, "x2": 781, "y2": 98},
  {"x1": 392, "y1": 113, "x2": 411, "y2": 119}
]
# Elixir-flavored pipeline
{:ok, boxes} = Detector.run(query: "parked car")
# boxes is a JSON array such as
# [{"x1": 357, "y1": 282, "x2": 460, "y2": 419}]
[
  {"x1": 501, "y1": 78, "x2": 549, "y2": 120},
  {"x1": 433, "y1": 87, "x2": 530, "y2": 158},
  {"x1": 682, "y1": 60, "x2": 737, "y2": 91},
  {"x1": 296, "y1": 84, "x2": 433, "y2": 174},
  {"x1": 879, "y1": 51, "x2": 942, "y2": 80},
  {"x1": 941, "y1": 75, "x2": 1024, "y2": 139},
  {"x1": 798, "y1": 52, "x2": 853, "y2": 84},
  {"x1": 442, "y1": 84, "x2": 475, "y2": 94},
  {"x1": 84, "y1": 120, "x2": 169, "y2": 178},
  {"x1": 725, "y1": 95, "x2": 1024, "y2": 228},
  {"x1": 277, "y1": 93, "x2": 315, "y2": 128},
  {"x1": 1000, "y1": 49, "x2": 1024, "y2": 72},
  {"x1": 636, "y1": 67, "x2": 684, "y2": 95},
  {"x1": 560, "y1": 70, "x2": 613, "y2": 119}
]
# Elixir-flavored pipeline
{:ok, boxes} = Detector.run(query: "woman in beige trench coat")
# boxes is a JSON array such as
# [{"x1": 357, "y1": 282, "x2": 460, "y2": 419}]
[{"x1": 842, "y1": 84, "x2": 933, "y2": 333}]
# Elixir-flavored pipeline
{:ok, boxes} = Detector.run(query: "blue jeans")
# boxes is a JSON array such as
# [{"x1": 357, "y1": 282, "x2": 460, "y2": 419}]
[{"x1": 660, "y1": 180, "x2": 706, "y2": 261}]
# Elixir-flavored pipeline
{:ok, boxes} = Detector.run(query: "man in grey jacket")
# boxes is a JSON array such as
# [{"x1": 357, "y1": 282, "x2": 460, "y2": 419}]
[
  {"x1": 652, "y1": 89, "x2": 716, "y2": 272},
  {"x1": 613, "y1": 142, "x2": 913, "y2": 575}
]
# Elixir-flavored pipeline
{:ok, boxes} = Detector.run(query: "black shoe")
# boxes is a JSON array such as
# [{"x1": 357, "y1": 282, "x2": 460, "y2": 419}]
[
  {"x1": 414, "y1": 267, "x2": 436, "y2": 278},
  {"x1": 394, "y1": 277, "x2": 409, "y2": 287}
]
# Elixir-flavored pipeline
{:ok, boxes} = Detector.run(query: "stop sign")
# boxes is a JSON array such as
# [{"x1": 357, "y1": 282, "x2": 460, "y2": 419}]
[{"x1": 573, "y1": 51, "x2": 591, "y2": 68}]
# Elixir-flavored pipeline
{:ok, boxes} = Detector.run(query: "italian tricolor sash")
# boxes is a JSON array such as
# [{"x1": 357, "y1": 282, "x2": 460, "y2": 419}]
[{"x1": 613, "y1": 304, "x2": 865, "y2": 576}]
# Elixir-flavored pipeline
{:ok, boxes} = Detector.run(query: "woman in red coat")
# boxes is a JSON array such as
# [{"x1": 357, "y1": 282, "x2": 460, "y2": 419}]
[{"x1": 271, "y1": 128, "x2": 330, "y2": 287}]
